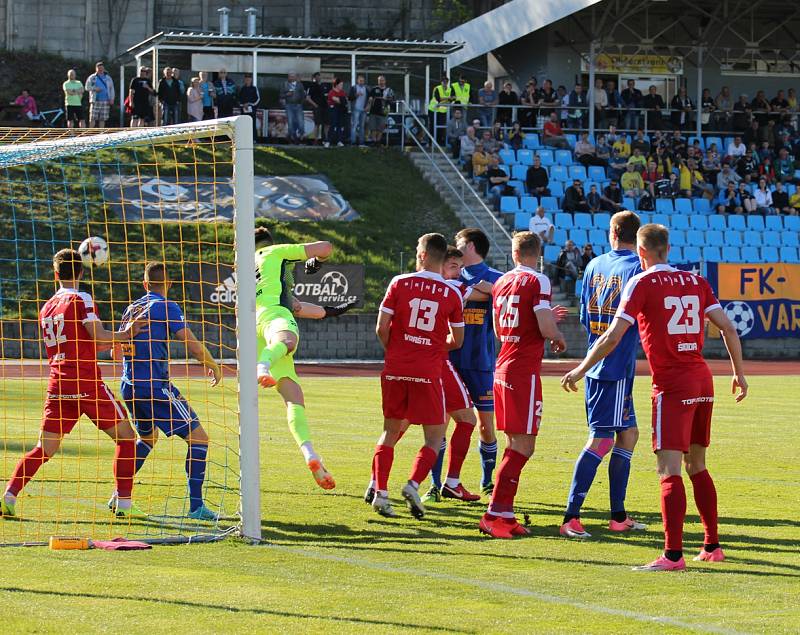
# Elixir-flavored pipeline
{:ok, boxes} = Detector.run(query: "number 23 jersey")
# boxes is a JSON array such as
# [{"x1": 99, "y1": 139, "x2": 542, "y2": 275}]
[
  {"x1": 616, "y1": 264, "x2": 721, "y2": 389},
  {"x1": 379, "y1": 271, "x2": 464, "y2": 379}
]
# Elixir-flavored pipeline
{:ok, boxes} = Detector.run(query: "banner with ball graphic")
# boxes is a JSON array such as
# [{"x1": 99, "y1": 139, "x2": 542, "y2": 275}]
[{"x1": 705, "y1": 262, "x2": 800, "y2": 339}]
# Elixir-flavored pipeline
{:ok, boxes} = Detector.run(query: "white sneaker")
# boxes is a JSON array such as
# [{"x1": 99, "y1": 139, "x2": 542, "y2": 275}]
[
  {"x1": 372, "y1": 493, "x2": 397, "y2": 517},
  {"x1": 401, "y1": 482, "x2": 425, "y2": 519},
  {"x1": 107, "y1": 492, "x2": 118, "y2": 512},
  {"x1": 323, "y1": 141, "x2": 330, "y2": 148},
  {"x1": 336, "y1": 141, "x2": 344, "y2": 147}
]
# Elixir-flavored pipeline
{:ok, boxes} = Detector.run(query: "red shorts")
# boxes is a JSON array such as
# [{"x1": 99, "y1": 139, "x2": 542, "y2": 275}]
[
  {"x1": 494, "y1": 372, "x2": 543, "y2": 435},
  {"x1": 42, "y1": 382, "x2": 126, "y2": 435},
  {"x1": 381, "y1": 373, "x2": 445, "y2": 425},
  {"x1": 442, "y1": 361, "x2": 472, "y2": 413},
  {"x1": 651, "y1": 375, "x2": 714, "y2": 453}
]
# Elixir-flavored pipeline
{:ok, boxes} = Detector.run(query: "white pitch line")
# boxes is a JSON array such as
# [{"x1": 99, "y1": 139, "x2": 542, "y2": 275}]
[{"x1": 266, "y1": 544, "x2": 751, "y2": 635}]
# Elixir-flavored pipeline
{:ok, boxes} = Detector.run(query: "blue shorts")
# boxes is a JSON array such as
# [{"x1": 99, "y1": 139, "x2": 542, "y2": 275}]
[
  {"x1": 585, "y1": 375, "x2": 637, "y2": 439},
  {"x1": 457, "y1": 368, "x2": 494, "y2": 412},
  {"x1": 121, "y1": 382, "x2": 200, "y2": 439}
]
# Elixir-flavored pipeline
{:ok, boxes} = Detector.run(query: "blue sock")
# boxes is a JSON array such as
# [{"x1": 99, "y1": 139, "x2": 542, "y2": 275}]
[
  {"x1": 186, "y1": 444, "x2": 208, "y2": 512},
  {"x1": 134, "y1": 440, "x2": 152, "y2": 473},
  {"x1": 479, "y1": 440, "x2": 498, "y2": 487},
  {"x1": 430, "y1": 438, "x2": 446, "y2": 489},
  {"x1": 609, "y1": 447, "x2": 633, "y2": 514},
  {"x1": 565, "y1": 448, "x2": 603, "y2": 516}
]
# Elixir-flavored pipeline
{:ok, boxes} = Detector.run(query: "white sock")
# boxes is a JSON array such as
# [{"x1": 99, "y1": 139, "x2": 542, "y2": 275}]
[
  {"x1": 445, "y1": 477, "x2": 460, "y2": 488},
  {"x1": 367, "y1": 479, "x2": 376, "y2": 490},
  {"x1": 376, "y1": 489, "x2": 389, "y2": 498},
  {"x1": 116, "y1": 498, "x2": 132, "y2": 511},
  {"x1": 257, "y1": 362, "x2": 270, "y2": 377},
  {"x1": 300, "y1": 441, "x2": 318, "y2": 463}
]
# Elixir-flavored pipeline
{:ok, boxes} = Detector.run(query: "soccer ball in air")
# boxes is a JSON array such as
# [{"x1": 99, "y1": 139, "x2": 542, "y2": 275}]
[
  {"x1": 723, "y1": 301, "x2": 755, "y2": 337},
  {"x1": 78, "y1": 236, "x2": 109, "y2": 268}
]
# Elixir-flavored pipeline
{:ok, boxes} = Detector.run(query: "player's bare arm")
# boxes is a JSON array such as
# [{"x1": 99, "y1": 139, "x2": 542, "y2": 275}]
[
  {"x1": 292, "y1": 296, "x2": 356, "y2": 320},
  {"x1": 303, "y1": 241, "x2": 334, "y2": 275},
  {"x1": 376, "y1": 311, "x2": 392, "y2": 349},
  {"x1": 174, "y1": 327, "x2": 223, "y2": 387},
  {"x1": 535, "y1": 307, "x2": 567, "y2": 354},
  {"x1": 445, "y1": 324, "x2": 465, "y2": 351},
  {"x1": 706, "y1": 307, "x2": 748, "y2": 402},
  {"x1": 561, "y1": 317, "x2": 630, "y2": 392},
  {"x1": 84, "y1": 316, "x2": 144, "y2": 344}
]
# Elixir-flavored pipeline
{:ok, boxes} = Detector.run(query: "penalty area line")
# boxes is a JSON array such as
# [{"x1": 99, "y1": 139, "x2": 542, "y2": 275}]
[{"x1": 266, "y1": 544, "x2": 750, "y2": 635}]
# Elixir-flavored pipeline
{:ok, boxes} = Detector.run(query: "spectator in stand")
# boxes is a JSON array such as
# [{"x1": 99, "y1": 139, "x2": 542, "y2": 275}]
[
  {"x1": 758, "y1": 156, "x2": 776, "y2": 184},
  {"x1": 366, "y1": 75, "x2": 394, "y2": 146},
  {"x1": 563, "y1": 179, "x2": 590, "y2": 213},
  {"x1": 772, "y1": 181, "x2": 791, "y2": 214},
  {"x1": 592, "y1": 78, "x2": 608, "y2": 128},
  {"x1": 702, "y1": 145, "x2": 721, "y2": 182},
  {"x1": 215, "y1": 68, "x2": 238, "y2": 118},
  {"x1": 600, "y1": 179, "x2": 623, "y2": 212},
  {"x1": 172, "y1": 68, "x2": 185, "y2": 121},
  {"x1": 789, "y1": 187, "x2": 800, "y2": 214},
  {"x1": 305, "y1": 72, "x2": 327, "y2": 144},
  {"x1": 497, "y1": 81, "x2": 519, "y2": 127},
  {"x1": 587, "y1": 184, "x2": 602, "y2": 212},
  {"x1": 558, "y1": 85, "x2": 570, "y2": 126},
  {"x1": 612, "y1": 134, "x2": 631, "y2": 158},
  {"x1": 621, "y1": 79, "x2": 642, "y2": 131},
  {"x1": 486, "y1": 154, "x2": 512, "y2": 208},
  {"x1": 715, "y1": 85, "x2": 733, "y2": 130},
  {"x1": 756, "y1": 141, "x2": 773, "y2": 163},
  {"x1": 507, "y1": 121, "x2": 526, "y2": 150},
  {"x1": 621, "y1": 163, "x2": 645, "y2": 198},
  {"x1": 744, "y1": 120, "x2": 760, "y2": 148},
  {"x1": 608, "y1": 139, "x2": 630, "y2": 180},
  {"x1": 11, "y1": 89, "x2": 38, "y2": 121},
  {"x1": 595, "y1": 133, "x2": 611, "y2": 163},
  {"x1": 679, "y1": 157, "x2": 710, "y2": 198},
  {"x1": 472, "y1": 142, "x2": 490, "y2": 184},
  {"x1": 555, "y1": 239, "x2": 582, "y2": 287},
  {"x1": 670, "y1": 86, "x2": 694, "y2": 131},
  {"x1": 642, "y1": 85, "x2": 665, "y2": 130},
  {"x1": 630, "y1": 129, "x2": 650, "y2": 155},
  {"x1": 63, "y1": 69, "x2": 85, "y2": 128},
  {"x1": 581, "y1": 244, "x2": 597, "y2": 269},
  {"x1": 670, "y1": 128, "x2": 687, "y2": 157},
  {"x1": 717, "y1": 163, "x2": 741, "y2": 190},
  {"x1": 606, "y1": 80, "x2": 621, "y2": 127},
  {"x1": 186, "y1": 76, "x2": 203, "y2": 123},
  {"x1": 239, "y1": 74, "x2": 260, "y2": 139},
  {"x1": 525, "y1": 155, "x2": 550, "y2": 197},
  {"x1": 539, "y1": 78, "x2": 559, "y2": 120},
  {"x1": 459, "y1": 126, "x2": 478, "y2": 172},
  {"x1": 727, "y1": 135, "x2": 746, "y2": 159},
  {"x1": 626, "y1": 147, "x2": 647, "y2": 173},
  {"x1": 606, "y1": 123, "x2": 621, "y2": 145},
  {"x1": 649, "y1": 144, "x2": 673, "y2": 179},
  {"x1": 542, "y1": 111, "x2": 569, "y2": 149},
  {"x1": 732, "y1": 94, "x2": 751, "y2": 131},
  {"x1": 157, "y1": 67, "x2": 181, "y2": 126},
  {"x1": 716, "y1": 182, "x2": 742, "y2": 215},
  {"x1": 279, "y1": 71, "x2": 305, "y2": 143},
  {"x1": 574, "y1": 132, "x2": 607, "y2": 167},
  {"x1": 428, "y1": 76, "x2": 455, "y2": 143},
  {"x1": 529, "y1": 206, "x2": 555, "y2": 244},
  {"x1": 567, "y1": 83, "x2": 588, "y2": 129},
  {"x1": 775, "y1": 148, "x2": 794, "y2": 182},
  {"x1": 199, "y1": 71, "x2": 215, "y2": 120},
  {"x1": 491, "y1": 120, "x2": 506, "y2": 145},
  {"x1": 737, "y1": 182, "x2": 758, "y2": 214},
  {"x1": 480, "y1": 129, "x2": 499, "y2": 154},
  {"x1": 478, "y1": 81, "x2": 498, "y2": 128},
  {"x1": 736, "y1": 150, "x2": 759, "y2": 181},
  {"x1": 348, "y1": 75, "x2": 368, "y2": 147},
  {"x1": 751, "y1": 90, "x2": 771, "y2": 127},
  {"x1": 700, "y1": 88, "x2": 716, "y2": 131},
  {"x1": 763, "y1": 119, "x2": 777, "y2": 148},
  {"x1": 754, "y1": 177, "x2": 775, "y2": 215},
  {"x1": 643, "y1": 160, "x2": 660, "y2": 198},
  {"x1": 520, "y1": 79, "x2": 539, "y2": 128},
  {"x1": 325, "y1": 77, "x2": 347, "y2": 147},
  {"x1": 446, "y1": 108, "x2": 467, "y2": 159},
  {"x1": 85, "y1": 61, "x2": 114, "y2": 128},
  {"x1": 452, "y1": 75, "x2": 471, "y2": 114},
  {"x1": 787, "y1": 88, "x2": 798, "y2": 124}
]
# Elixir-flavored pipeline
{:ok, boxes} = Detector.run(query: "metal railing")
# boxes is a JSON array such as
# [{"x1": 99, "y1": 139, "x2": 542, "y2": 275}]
[{"x1": 396, "y1": 100, "x2": 513, "y2": 256}]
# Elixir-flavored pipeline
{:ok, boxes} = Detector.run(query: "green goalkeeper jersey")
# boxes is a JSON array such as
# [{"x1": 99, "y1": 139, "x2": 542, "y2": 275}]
[{"x1": 255, "y1": 243, "x2": 308, "y2": 311}]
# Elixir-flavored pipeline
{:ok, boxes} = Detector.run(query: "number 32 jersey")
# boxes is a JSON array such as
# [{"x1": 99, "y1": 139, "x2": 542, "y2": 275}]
[
  {"x1": 379, "y1": 271, "x2": 464, "y2": 379},
  {"x1": 616, "y1": 264, "x2": 721, "y2": 389}
]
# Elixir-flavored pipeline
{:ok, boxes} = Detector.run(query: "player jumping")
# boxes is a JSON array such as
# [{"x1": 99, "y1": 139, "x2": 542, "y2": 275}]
[
  {"x1": 112, "y1": 262, "x2": 223, "y2": 521},
  {"x1": 561, "y1": 224, "x2": 747, "y2": 570},
  {"x1": 1, "y1": 249, "x2": 144, "y2": 519},
  {"x1": 479, "y1": 232, "x2": 566, "y2": 538},
  {"x1": 560, "y1": 211, "x2": 647, "y2": 539},
  {"x1": 369, "y1": 233, "x2": 464, "y2": 518}
]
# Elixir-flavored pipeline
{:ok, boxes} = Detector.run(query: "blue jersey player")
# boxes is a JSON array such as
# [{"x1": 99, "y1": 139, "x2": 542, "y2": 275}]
[
  {"x1": 114, "y1": 262, "x2": 223, "y2": 521},
  {"x1": 560, "y1": 211, "x2": 647, "y2": 538}
]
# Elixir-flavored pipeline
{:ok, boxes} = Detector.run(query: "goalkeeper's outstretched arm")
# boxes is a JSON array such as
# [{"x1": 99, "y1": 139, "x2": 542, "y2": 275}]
[
  {"x1": 292, "y1": 297, "x2": 356, "y2": 320},
  {"x1": 174, "y1": 327, "x2": 223, "y2": 387}
]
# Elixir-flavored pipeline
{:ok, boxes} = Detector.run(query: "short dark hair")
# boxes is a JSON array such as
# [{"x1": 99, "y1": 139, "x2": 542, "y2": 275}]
[
  {"x1": 445, "y1": 246, "x2": 463, "y2": 260},
  {"x1": 418, "y1": 233, "x2": 448, "y2": 264},
  {"x1": 455, "y1": 228, "x2": 490, "y2": 259},
  {"x1": 610, "y1": 210, "x2": 641, "y2": 244},
  {"x1": 255, "y1": 226, "x2": 273, "y2": 247},
  {"x1": 54, "y1": 249, "x2": 82, "y2": 280},
  {"x1": 144, "y1": 261, "x2": 168, "y2": 284},
  {"x1": 512, "y1": 231, "x2": 542, "y2": 259},
  {"x1": 637, "y1": 223, "x2": 670, "y2": 258}
]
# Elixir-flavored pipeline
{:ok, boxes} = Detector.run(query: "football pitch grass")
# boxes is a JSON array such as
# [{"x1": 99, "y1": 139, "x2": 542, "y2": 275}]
[{"x1": 1, "y1": 373, "x2": 798, "y2": 634}]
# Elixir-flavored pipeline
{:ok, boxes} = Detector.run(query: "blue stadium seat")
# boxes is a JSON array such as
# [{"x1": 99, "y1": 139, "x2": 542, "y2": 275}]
[
  {"x1": 780, "y1": 246, "x2": 800, "y2": 263},
  {"x1": 497, "y1": 164, "x2": 510, "y2": 176},
  {"x1": 536, "y1": 149, "x2": 554, "y2": 166},
  {"x1": 786, "y1": 183, "x2": 797, "y2": 196},
  {"x1": 652, "y1": 213, "x2": 670, "y2": 226},
  {"x1": 740, "y1": 246, "x2": 760, "y2": 263},
  {"x1": 721, "y1": 246, "x2": 740, "y2": 262},
  {"x1": 765, "y1": 216, "x2": 783, "y2": 231},
  {"x1": 763, "y1": 231, "x2": 781, "y2": 247},
  {"x1": 761, "y1": 246, "x2": 779, "y2": 261},
  {"x1": 688, "y1": 136, "x2": 706, "y2": 151},
  {"x1": 683, "y1": 246, "x2": 702, "y2": 262},
  {"x1": 540, "y1": 196, "x2": 558, "y2": 211},
  {"x1": 670, "y1": 246, "x2": 684, "y2": 263},
  {"x1": 568, "y1": 165, "x2": 587, "y2": 180},
  {"x1": 622, "y1": 196, "x2": 636, "y2": 210},
  {"x1": 689, "y1": 215, "x2": 708, "y2": 230},
  {"x1": 521, "y1": 196, "x2": 538, "y2": 213},
  {"x1": 782, "y1": 232, "x2": 799, "y2": 248},
  {"x1": 670, "y1": 229, "x2": 686, "y2": 246},
  {"x1": 693, "y1": 198, "x2": 711, "y2": 214},
  {"x1": 500, "y1": 196, "x2": 520, "y2": 214},
  {"x1": 674, "y1": 198, "x2": 693, "y2": 214},
  {"x1": 522, "y1": 134, "x2": 540, "y2": 149},
  {"x1": 724, "y1": 136, "x2": 736, "y2": 151},
  {"x1": 706, "y1": 230, "x2": 724, "y2": 246},
  {"x1": 514, "y1": 212, "x2": 531, "y2": 230},
  {"x1": 499, "y1": 149, "x2": 516, "y2": 165},
  {"x1": 708, "y1": 215, "x2": 727, "y2": 231},
  {"x1": 670, "y1": 215, "x2": 689, "y2": 230},
  {"x1": 550, "y1": 165, "x2": 568, "y2": 181},
  {"x1": 703, "y1": 246, "x2": 721, "y2": 262},
  {"x1": 512, "y1": 164, "x2": 528, "y2": 181},
  {"x1": 727, "y1": 215, "x2": 746, "y2": 231},
  {"x1": 747, "y1": 216, "x2": 765, "y2": 231},
  {"x1": 638, "y1": 213, "x2": 651, "y2": 224},
  {"x1": 655, "y1": 198, "x2": 674, "y2": 214},
  {"x1": 554, "y1": 212, "x2": 573, "y2": 229},
  {"x1": 724, "y1": 231, "x2": 743, "y2": 247},
  {"x1": 686, "y1": 230, "x2": 705, "y2": 245},
  {"x1": 553, "y1": 228, "x2": 568, "y2": 245},
  {"x1": 549, "y1": 181, "x2": 565, "y2": 197},
  {"x1": 517, "y1": 149, "x2": 534, "y2": 165},
  {"x1": 785, "y1": 216, "x2": 800, "y2": 232},
  {"x1": 588, "y1": 166, "x2": 606, "y2": 182},
  {"x1": 574, "y1": 212, "x2": 593, "y2": 229},
  {"x1": 743, "y1": 232, "x2": 761, "y2": 247},
  {"x1": 569, "y1": 229, "x2": 589, "y2": 245},
  {"x1": 705, "y1": 136, "x2": 723, "y2": 151},
  {"x1": 555, "y1": 149, "x2": 573, "y2": 166},
  {"x1": 507, "y1": 179, "x2": 525, "y2": 194},
  {"x1": 544, "y1": 244, "x2": 560, "y2": 262},
  {"x1": 593, "y1": 212, "x2": 611, "y2": 229},
  {"x1": 589, "y1": 228, "x2": 606, "y2": 246}
]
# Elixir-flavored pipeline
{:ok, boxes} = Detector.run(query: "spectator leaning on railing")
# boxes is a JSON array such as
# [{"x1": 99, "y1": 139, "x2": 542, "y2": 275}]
[
  {"x1": 620, "y1": 79, "x2": 642, "y2": 131},
  {"x1": 428, "y1": 76, "x2": 455, "y2": 143},
  {"x1": 497, "y1": 81, "x2": 519, "y2": 127},
  {"x1": 478, "y1": 81, "x2": 498, "y2": 128}
]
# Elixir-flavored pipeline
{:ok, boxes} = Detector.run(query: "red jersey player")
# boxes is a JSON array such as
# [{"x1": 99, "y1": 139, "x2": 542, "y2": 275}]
[
  {"x1": 561, "y1": 224, "x2": 747, "y2": 571},
  {"x1": 0, "y1": 249, "x2": 144, "y2": 519},
  {"x1": 479, "y1": 231, "x2": 566, "y2": 538},
  {"x1": 370, "y1": 233, "x2": 464, "y2": 519}
]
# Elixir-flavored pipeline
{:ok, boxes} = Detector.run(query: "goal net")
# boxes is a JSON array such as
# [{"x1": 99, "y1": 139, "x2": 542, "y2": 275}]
[{"x1": 0, "y1": 118, "x2": 260, "y2": 546}]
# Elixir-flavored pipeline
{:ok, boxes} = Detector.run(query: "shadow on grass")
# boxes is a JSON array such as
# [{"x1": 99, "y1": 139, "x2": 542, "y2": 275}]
[{"x1": 0, "y1": 587, "x2": 473, "y2": 633}]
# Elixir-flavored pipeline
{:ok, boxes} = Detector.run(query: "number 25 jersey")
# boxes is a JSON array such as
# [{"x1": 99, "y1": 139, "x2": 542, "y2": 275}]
[
  {"x1": 379, "y1": 271, "x2": 464, "y2": 379},
  {"x1": 616, "y1": 264, "x2": 721, "y2": 389}
]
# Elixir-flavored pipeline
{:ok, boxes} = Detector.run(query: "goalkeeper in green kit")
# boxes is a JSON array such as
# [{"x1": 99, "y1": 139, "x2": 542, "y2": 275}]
[{"x1": 254, "y1": 227, "x2": 354, "y2": 490}]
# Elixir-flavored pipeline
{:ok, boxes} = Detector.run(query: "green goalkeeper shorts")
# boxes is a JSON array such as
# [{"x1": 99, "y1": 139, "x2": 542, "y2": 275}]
[{"x1": 256, "y1": 305, "x2": 300, "y2": 384}]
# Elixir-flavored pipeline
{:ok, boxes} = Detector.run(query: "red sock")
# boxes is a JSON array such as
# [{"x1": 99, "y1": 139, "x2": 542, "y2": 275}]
[
  {"x1": 488, "y1": 448, "x2": 529, "y2": 516},
  {"x1": 690, "y1": 469, "x2": 719, "y2": 545},
  {"x1": 409, "y1": 446, "x2": 438, "y2": 485},
  {"x1": 114, "y1": 439, "x2": 136, "y2": 499},
  {"x1": 372, "y1": 429, "x2": 406, "y2": 482},
  {"x1": 446, "y1": 421, "x2": 474, "y2": 480},
  {"x1": 6, "y1": 446, "x2": 49, "y2": 496},
  {"x1": 373, "y1": 445, "x2": 394, "y2": 492},
  {"x1": 660, "y1": 475, "x2": 686, "y2": 552}
]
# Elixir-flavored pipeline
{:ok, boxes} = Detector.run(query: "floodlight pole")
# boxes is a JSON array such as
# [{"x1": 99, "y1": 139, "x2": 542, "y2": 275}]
[
  {"x1": 119, "y1": 64, "x2": 125, "y2": 127},
  {"x1": 696, "y1": 45, "x2": 704, "y2": 141},
  {"x1": 588, "y1": 40, "x2": 596, "y2": 139}
]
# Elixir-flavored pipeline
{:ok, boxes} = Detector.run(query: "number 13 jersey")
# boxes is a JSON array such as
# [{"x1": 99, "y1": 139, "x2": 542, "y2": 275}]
[
  {"x1": 616, "y1": 264, "x2": 721, "y2": 389},
  {"x1": 379, "y1": 271, "x2": 464, "y2": 379}
]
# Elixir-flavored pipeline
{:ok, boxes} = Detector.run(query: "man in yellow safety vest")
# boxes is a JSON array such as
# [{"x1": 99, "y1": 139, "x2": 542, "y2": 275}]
[{"x1": 428, "y1": 76, "x2": 454, "y2": 143}]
